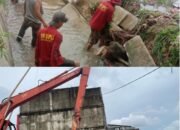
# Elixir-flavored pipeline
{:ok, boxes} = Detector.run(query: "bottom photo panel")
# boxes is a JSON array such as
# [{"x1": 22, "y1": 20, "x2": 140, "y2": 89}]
[{"x1": 0, "y1": 67, "x2": 179, "y2": 130}]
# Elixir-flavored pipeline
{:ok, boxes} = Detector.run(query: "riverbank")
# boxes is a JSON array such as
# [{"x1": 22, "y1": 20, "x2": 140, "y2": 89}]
[{"x1": 0, "y1": 0, "x2": 179, "y2": 66}]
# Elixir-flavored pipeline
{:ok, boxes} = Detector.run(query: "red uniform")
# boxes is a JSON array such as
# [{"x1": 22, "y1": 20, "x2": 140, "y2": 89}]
[
  {"x1": 90, "y1": 1, "x2": 115, "y2": 31},
  {"x1": 35, "y1": 26, "x2": 64, "y2": 66}
]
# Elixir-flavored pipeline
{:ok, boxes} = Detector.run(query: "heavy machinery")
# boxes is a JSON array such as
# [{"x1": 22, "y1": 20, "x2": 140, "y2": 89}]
[{"x1": 0, "y1": 67, "x2": 90, "y2": 130}]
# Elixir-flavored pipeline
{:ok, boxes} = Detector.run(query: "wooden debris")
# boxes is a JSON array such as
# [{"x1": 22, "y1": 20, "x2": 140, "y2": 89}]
[
  {"x1": 110, "y1": 30, "x2": 135, "y2": 45},
  {"x1": 96, "y1": 42, "x2": 129, "y2": 66}
]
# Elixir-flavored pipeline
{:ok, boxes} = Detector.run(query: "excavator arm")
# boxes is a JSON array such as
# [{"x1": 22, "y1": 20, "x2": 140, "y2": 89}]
[
  {"x1": 0, "y1": 67, "x2": 90, "y2": 130},
  {"x1": 72, "y1": 68, "x2": 90, "y2": 130}
]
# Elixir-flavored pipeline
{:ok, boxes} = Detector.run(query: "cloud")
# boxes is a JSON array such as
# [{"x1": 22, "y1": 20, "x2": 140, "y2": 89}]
[
  {"x1": 110, "y1": 113, "x2": 160, "y2": 128},
  {"x1": 163, "y1": 120, "x2": 179, "y2": 130},
  {"x1": 175, "y1": 102, "x2": 179, "y2": 114},
  {"x1": 134, "y1": 106, "x2": 168, "y2": 116}
]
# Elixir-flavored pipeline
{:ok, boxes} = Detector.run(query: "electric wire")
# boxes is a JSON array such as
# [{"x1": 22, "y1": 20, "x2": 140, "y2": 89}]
[
  {"x1": 2, "y1": 67, "x2": 31, "y2": 130},
  {"x1": 103, "y1": 67, "x2": 161, "y2": 95},
  {"x1": 7, "y1": 67, "x2": 31, "y2": 101}
]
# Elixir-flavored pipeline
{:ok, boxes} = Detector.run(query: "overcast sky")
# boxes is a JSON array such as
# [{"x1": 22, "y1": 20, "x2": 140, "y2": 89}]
[{"x1": 0, "y1": 67, "x2": 179, "y2": 130}]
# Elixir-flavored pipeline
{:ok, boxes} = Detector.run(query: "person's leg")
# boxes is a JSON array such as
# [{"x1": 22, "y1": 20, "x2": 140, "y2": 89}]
[
  {"x1": 60, "y1": 58, "x2": 79, "y2": 67},
  {"x1": 86, "y1": 29, "x2": 100, "y2": 50},
  {"x1": 99, "y1": 27, "x2": 110, "y2": 47},
  {"x1": 31, "y1": 22, "x2": 41, "y2": 47},
  {"x1": 16, "y1": 19, "x2": 30, "y2": 42}
]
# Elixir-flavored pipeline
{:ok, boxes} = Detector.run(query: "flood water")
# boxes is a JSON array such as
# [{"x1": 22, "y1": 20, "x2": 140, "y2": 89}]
[{"x1": 6, "y1": 0, "x2": 103, "y2": 66}]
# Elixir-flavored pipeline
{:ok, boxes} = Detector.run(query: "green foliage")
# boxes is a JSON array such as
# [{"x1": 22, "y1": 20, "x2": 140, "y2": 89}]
[
  {"x1": 0, "y1": 0, "x2": 5, "y2": 5},
  {"x1": 152, "y1": 27, "x2": 179, "y2": 66},
  {"x1": 89, "y1": 2, "x2": 99, "y2": 14},
  {"x1": 156, "y1": 0, "x2": 167, "y2": 5},
  {"x1": 142, "y1": 0, "x2": 173, "y2": 6},
  {"x1": 0, "y1": 32, "x2": 8, "y2": 58},
  {"x1": 168, "y1": 45, "x2": 179, "y2": 65},
  {"x1": 140, "y1": 31, "x2": 149, "y2": 41},
  {"x1": 156, "y1": 0, "x2": 172, "y2": 6},
  {"x1": 122, "y1": 0, "x2": 139, "y2": 7},
  {"x1": 123, "y1": 0, "x2": 174, "y2": 7},
  {"x1": 137, "y1": 9, "x2": 150, "y2": 16},
  {"x1": 137, "y1": 9, "x2": 162, "y2": 18}
]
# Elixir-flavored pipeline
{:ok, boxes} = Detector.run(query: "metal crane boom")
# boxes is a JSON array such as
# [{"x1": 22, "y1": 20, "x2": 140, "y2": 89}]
[
  {"x1": 72, "y1": 67, "x2": 90, "y2": 130},
  {"x1": 0, "y1": 67, "x2": 90, "y2": 130}
]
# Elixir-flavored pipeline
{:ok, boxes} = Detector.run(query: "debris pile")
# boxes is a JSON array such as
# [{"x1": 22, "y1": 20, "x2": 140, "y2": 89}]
[
  {"x1": 74, "y1": 0, "x2": 179, "y2": 66},
  {"x1": 96, "y1": 6, "x2": 156, "y2": 66},
  {"x1": 135, "y1": 10, "x2": 179, "y2": 66},
  {"x1": 96, "y1": 41, "x2": 129, "y2": 66}
]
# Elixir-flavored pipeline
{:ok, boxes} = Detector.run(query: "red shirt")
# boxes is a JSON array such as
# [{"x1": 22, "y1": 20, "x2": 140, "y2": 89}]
[
  {"x1": 35, "y1": 26, "x2": 64, "y2": 66},
  {"x1": 90, "y1": 1, "x2": 115, "y2": 31}
]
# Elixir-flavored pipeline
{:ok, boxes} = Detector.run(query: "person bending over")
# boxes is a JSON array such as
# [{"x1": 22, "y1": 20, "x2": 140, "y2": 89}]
[
  {"x1": 35, "y1": 11, "x2": 79, "y2": 67},
  {"x1": 87, "y1": 0, "x2": 122, "y2": 50}
]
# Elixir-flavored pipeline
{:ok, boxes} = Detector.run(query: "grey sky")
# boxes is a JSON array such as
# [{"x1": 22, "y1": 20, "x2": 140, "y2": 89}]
[{"x1": 0, "y1": 67, "x2": 179, "y2": 130}]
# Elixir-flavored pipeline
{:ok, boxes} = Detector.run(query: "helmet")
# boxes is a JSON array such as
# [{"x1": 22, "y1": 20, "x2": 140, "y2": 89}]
[{"x1": 110, "y1": 0, "x2": 122, "y2": 5}]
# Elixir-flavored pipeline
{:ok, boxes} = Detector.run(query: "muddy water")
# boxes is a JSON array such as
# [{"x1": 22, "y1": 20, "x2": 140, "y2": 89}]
[{"x1": 6, "y1": 0, "x2": 103, "y2": 66}]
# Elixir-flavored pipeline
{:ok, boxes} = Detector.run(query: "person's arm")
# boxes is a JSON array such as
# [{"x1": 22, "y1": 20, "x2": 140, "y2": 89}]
[
  {"x1": 34, "y1": 0, "x2": 48, "y2": 27},
  {"x1": 23, "y1": 0, "x2": 26, "y2": 16},
  {"x1": 35, "y1": 31, "x2": 40, "y2": 66}
]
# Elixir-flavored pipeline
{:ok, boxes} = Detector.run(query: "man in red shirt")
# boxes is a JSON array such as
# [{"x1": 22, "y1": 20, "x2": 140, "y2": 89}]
[
  {"x1": 87, "y1": 0, "x2": 122, "y2": 50},
  {"x1": 35, "y1": 11, "x2": 79, "y2": 66}
]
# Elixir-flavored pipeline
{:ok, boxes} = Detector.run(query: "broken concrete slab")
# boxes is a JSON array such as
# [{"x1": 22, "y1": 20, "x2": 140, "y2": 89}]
[
  {"x1": 42, "y1": 1, "x2": 65, "y2": 10},
  {"x1": 42, "y1": 0, "x2": 66, "y2": 7},
  {"x1": 61, "y1": 3, "x2": 88, "y2": 29},
  {"x1": 112, "y1": 6, "x2": 128, "y2": 25},
  {"x1": 109, "y1": 23, "x2": 123, "y2": 33},
  {"x1": 120, "y1": 13, "x2": 139, "y2": 31},
  {"x1": 71, "y1": 0, "x2": 92, "y2": 21},
  {"x1": 67, "y1": 0, "x2": 80, "y2": 3},
  {"x1": 111, "y1": 6, "x2": 139, "y2": 31},
  {"x1": 72, "y1": 0, "x2": 101, "y2": 21},
  {"x1": 125, "y1": 36, "x2": 156, "y2": 66}
]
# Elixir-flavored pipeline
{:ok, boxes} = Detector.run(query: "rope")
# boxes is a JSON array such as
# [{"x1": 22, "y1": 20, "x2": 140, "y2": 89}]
[
  {"x1": 7, "y1": 67, "x2": 31, "y2": 101},
  {"x1": 3, "y1": 67, "x2": 31, "y2": 123}
]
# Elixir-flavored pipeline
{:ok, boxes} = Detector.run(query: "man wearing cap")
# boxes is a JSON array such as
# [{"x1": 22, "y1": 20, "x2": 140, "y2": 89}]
[
  {"x1": 16, "y1": 0, "x2": 48, "y2": 47},
  {"x1": 35, "y1": 11, "x2": 79, "y2": 67},
  {"x1": 86, "y1": 0, "x2": 122, "y2": 50}
]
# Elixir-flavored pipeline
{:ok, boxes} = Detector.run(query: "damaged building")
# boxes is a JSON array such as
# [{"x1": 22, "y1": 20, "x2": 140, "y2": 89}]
[
  {"x1": 18, "y1": 87, "x2": 139, "y2": 130},
  {"x1": 107, "y1": 124, "x2": 139, "y2": 130},
  {"x1": 18, "y1": 87, "x2": 106, "y2": 130}
]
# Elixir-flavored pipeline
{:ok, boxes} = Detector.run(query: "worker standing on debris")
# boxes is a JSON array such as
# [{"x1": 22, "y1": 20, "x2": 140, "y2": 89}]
[
  {"x1": 86, "y1": 0, "x2": 122, "y2": 50},
  {"x1": 16, "y1": 0, "x2": 48, "y2": 47},
  {"x1": 35, "y1": 11, "x2": 79, "y2": 67}
]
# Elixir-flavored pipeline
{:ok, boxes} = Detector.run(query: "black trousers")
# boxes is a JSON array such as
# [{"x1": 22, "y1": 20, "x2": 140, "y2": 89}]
[
  {"x1": 60, "y1": 58, "x2": 76, "y2": 67},
  {"x1": 17, "y1": 18, "x2": 41, "y2": 47}
]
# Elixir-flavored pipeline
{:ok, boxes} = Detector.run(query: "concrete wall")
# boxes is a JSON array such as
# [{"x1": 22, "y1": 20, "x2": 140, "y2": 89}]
[{"x1": 19, "y1": 87, "x2": 106, "y2": 130}]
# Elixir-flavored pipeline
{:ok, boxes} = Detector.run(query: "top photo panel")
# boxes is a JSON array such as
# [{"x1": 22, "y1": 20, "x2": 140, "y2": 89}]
[{"x1": 0, "y1": 0, "x2": 179, "y2": 67}]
